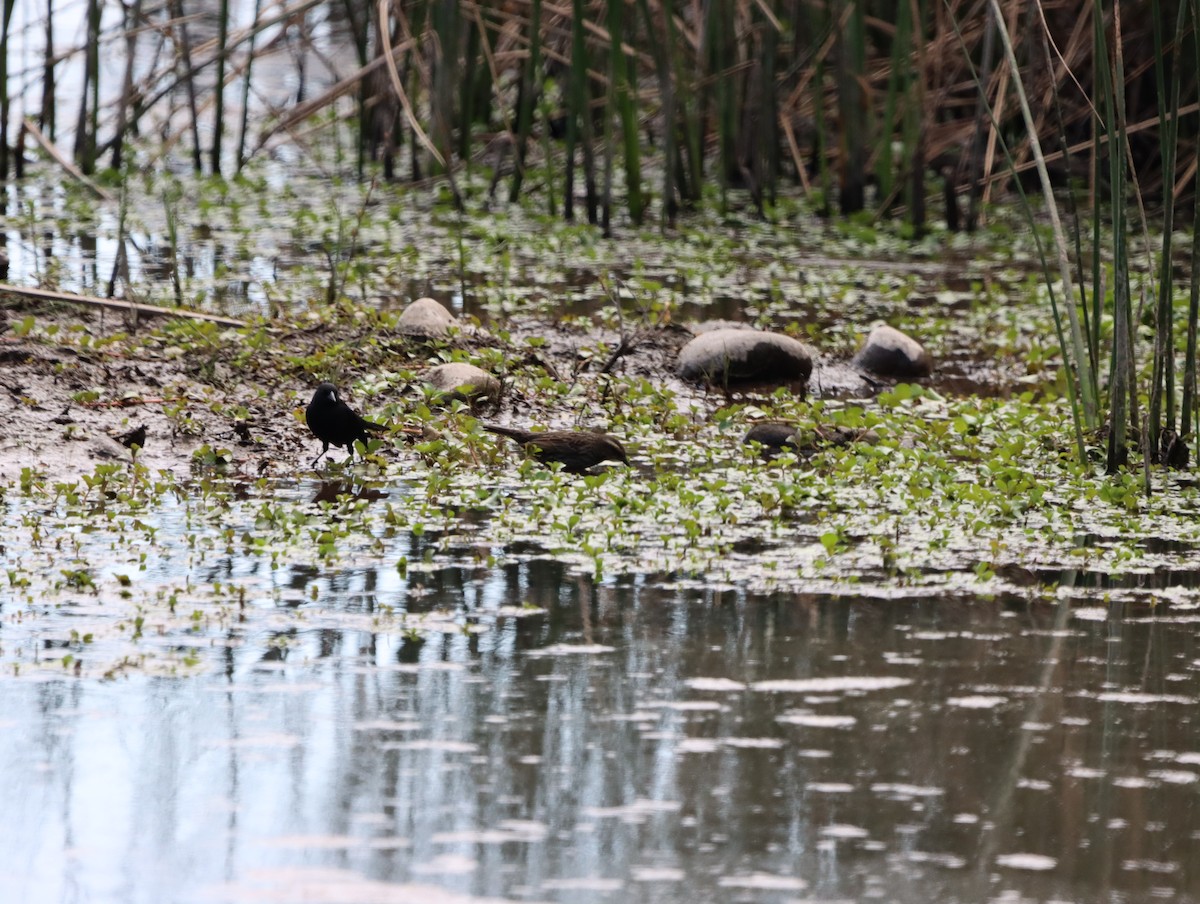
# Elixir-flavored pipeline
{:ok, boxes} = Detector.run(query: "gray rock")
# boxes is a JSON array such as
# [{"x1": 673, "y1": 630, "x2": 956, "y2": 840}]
[
  {"x1": 677, "y1": 328, "x2": 813, "y2": 385},
  {"x1": 426, "y1": 363, "x2": 501, "y2": 405},
  {"x1": 399, "y1": 297, "x2": 458, "y2": 338},
  {"x1": 852, "y1": 325, "x2": 932, "y2": 378}
]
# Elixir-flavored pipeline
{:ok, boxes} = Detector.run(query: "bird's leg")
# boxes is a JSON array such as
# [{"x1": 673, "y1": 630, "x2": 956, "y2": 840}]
[{"x1": 312, "y1": 443, "x2": 329, "y2": 468}]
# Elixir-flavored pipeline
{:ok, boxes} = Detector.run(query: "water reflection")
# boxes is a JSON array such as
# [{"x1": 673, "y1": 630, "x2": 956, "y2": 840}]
[
  {"x1": 999, "y1": 560, "x2": 1200, "y2": 591},
  {"x1": 312, "y1": 479, "x2": 387, "y2": 505},
  {"x1": 1, "y1": 565, "x2": 1199, "y2": 903}
]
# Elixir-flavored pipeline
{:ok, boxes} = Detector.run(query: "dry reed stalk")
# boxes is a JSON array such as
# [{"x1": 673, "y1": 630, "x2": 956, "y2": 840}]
[
  {"x1": 0, "y1": 283, "x2": 244, "y2": 327},
  {"x1": 22, "y1": 117, "x2": 115, "y2": 200}
]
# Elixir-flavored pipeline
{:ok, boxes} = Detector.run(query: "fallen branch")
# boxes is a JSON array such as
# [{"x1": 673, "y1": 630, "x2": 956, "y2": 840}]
[
  {"x1": 599, "y1": 333, "x2": 636, "y2": 375},
  {"x1": 0, "y1": 283, "x2": 245, "y2": 328},
  {"x1": 85, "y1": 397, "x2": 168, "y2": 409}
]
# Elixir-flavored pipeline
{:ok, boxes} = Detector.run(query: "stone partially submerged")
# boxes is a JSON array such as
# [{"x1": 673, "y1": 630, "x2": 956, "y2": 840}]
[
  {"x1": 853, "y1": 325, "x2": 932, "y2": 379},
  {"x1": 678, "y1": 327, "x2": 813, "y2": 385},
  {"x1": 398, "y1": 297, "x2": 459, "y2": 339}
]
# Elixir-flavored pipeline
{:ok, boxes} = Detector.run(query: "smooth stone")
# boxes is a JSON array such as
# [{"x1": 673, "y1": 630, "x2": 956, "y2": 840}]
[
  {"x1": 399, "y1": 297, "x2": 458, "y2": 338},
  {"x1": 852, "y1": 325, "x2": 932, "y2": 378},
  {"x1": 677, "y1": 328, "x2": 813, "y2": 384},
  {"x1": 426, "y1": 363, "x2": 501, "y2": 404}
]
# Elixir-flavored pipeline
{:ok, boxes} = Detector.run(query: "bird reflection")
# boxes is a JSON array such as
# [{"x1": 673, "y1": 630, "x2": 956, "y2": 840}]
[{"x1": 313, "y1": 479, "x2": 387, "y2": 504}]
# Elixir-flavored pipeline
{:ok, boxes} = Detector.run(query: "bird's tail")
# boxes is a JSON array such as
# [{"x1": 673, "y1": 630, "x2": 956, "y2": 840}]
[{"x1": 483, "y1": 423, "x2": 532, "y2": 442}]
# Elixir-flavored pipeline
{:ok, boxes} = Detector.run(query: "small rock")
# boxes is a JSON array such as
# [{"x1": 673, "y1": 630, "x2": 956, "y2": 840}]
[
  {"x1": 398, "y1": 297, "x2": 458, "y2": 339},
  {"x1": 426, "y1": 363, "x2": 501, "y2": 405},
  {"x1": 678, "y1": 328, "x2": 813, "y2": 385},
  {"x1": 852, "y1": 325, "x2": 932, "y2": 379}
]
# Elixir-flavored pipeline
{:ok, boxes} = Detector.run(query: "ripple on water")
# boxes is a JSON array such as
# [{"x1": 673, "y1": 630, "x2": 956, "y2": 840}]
[
  {"x1": 353, "y1": 720, "x2": 423, "y2": 731},
  {"x1": 870, "y1": 784, "x2": 944, "y2": 800},
  {"x1": 751, "y1": 676, "x2": 913, "y2": 693},
  {"x1": 630, "y1": 867, "x2": 686, "y2": 882},
  {"x1": 905, "y1": 851, "x2": 968, "y2": 869},
  {"x1": 541, "y1": 878, "x2": 624, "y2": 892},
  {"x1": 432, "y1": 823, "x2": 549, "y2": 844},
  {"x1": 1121, "y1": 860, "x2": 1181, "y2": 874},
  {"x1": 1147, "y1": 770, "x2": 1200, "y2": 784},
  {"x1": 716, "y1": 873, "x2": 807, "y2": 890},
  {"x1": 946, "y1": 695, "x2": 1008, "y2": 709},
  {"x1": 684, "y1": 677, "x2": 747, "y2": 691},
  {"x1": 379, "y1": 740, "x2": 478, "y2": 753},
  {"x1": 676, "y1": 738, "x2": 721, "y2": 753},
  {"x1": 526, "y1": 644, "x2": 616, "y2": 656},
  {"x1": 821, "y1": 824, "x2": 871, "y2": 839},
  {"x1": 807, "y1": 782, "x2": 855, "y2": 793},
  {"x1": 717, "y1": 737, "x2": 786, "y2": 749},
  {"x1": 777, "y1": 712, "x2": 857, "y2": 728},
  {"x1": 1090, "y1": 691, "x2": 1197, "y2": 705},
  {"x1": 1113, "y1": 776, "x2": 1155, "y2": 788},
  {"x1": 581, "y1": 799, "x2": 682, "y2": 822},
  {"x1": 995, "y1": 853, "x2": 1058, "y2": 871}
]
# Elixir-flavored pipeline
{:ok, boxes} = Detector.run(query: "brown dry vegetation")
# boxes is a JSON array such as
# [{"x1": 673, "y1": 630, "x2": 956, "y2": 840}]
[{"x1": 3, "y1": 1, "x2": 1191, "y2": 227}]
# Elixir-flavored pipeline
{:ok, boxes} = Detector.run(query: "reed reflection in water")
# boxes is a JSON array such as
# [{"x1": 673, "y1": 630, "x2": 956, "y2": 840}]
[{"x1": 0, "y1": 560, "x2": 1198, "y2": 903}]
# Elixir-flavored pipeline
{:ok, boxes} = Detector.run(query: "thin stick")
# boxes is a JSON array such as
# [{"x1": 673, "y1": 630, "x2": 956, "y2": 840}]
[
  {"x1": 22, "y1": 118, "x2": 115, "y2": 201},
  {"x1": 0, "y1": 283, "x2": 245, "y2": 327}
]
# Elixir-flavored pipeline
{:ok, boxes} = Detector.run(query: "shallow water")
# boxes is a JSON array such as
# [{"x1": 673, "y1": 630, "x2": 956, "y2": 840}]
[
  {"x1": 3, "y1": 541, "x2": 1200, "y2": 903},
  {"x1": 2, "y1": 2, "x2": 1195, "y2": 899}
]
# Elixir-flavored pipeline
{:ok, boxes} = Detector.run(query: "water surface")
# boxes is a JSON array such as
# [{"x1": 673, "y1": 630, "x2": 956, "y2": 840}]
[{"x1": 2, "y1": 555, "x2": 1198, "y2": 904}]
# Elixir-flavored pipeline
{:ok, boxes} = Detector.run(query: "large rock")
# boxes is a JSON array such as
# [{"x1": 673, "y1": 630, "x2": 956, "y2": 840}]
[
  {"x1": 399, "y1": 297, "x2": 458, "y2": 339},
  {"x1": 425, "y1": 363, "x2": 501, "y2": 405},
  {"x1": 677, "y1": 328, "x2": 813, "y2": 385},
  {"x1": 853, "y1": 325, "x2": 932, "y2": 378}
]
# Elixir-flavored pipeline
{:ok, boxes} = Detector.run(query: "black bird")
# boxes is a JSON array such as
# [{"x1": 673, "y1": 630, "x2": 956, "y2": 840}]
[
  {"x1": 484, "y1": 424, "x2": 629, "y2": 474},
  {"x1": 115, "y1": 424, "x2": 148, "y2": 454},
  {"x1": 305, "y1": 382, "x2": 384, "y2": 466}
]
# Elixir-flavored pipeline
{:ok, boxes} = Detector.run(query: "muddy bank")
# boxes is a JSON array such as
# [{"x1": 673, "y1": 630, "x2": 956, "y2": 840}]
[{"x1": 0, "y1": 295, "x2": 1021, "y2": 483}]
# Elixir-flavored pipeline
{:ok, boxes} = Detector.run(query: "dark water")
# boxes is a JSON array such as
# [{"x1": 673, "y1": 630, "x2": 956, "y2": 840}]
[{"x1": 3, "y1": 555, "x2": 1199, "y2": 904}]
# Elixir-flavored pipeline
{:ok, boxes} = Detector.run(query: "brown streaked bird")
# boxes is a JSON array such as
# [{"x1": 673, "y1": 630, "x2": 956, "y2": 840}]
[
  {"x1": 484, "y1": 424, "x2": 629, "y2": 474},
  {"x1": 305, "y1": 382, "x2": 385, "y2": 466}
]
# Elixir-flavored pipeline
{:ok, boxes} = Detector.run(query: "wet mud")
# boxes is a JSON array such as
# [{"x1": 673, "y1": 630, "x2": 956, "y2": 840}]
[{"x1": 0, "y1": 299, "x2": 1014, "y2": 482}]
